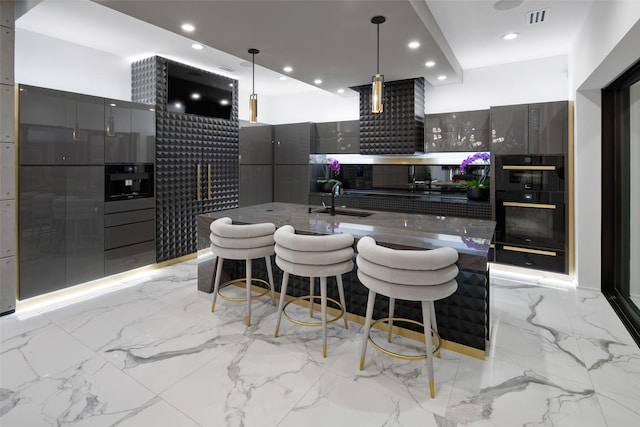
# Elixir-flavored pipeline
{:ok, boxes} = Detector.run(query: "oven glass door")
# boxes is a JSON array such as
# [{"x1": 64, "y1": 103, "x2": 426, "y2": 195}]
[
  {"x1": 500, "y1": 166, "x2": 563, "y2": 191},
  {"x1": 497, "y1": 201, "x2": 565, "y2": 250}
]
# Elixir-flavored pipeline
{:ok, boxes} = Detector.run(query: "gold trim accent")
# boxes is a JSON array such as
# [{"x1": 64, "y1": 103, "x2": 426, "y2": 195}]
[
  {"x1": 281, "y1": 295, "x2": 346, "y2": 327},
  {"x1": 367, "y1": 317, "x2": 442, "y2": 360},
  {"x1": 503, "y1": 202, "x2": 556, "y2": 209},
  {"x1": 503, "y1": 245, "x2": 557, "y2": 256},
  {"x1": 501, "y1": 165, "x2": 556, "y2": 171},
  {"x1": 568, "y1": 101, "x2": 575, "y2": 277},
  {"x1": 207, "y1": 164, "x2": 212, "y2": 200},
  {"x1": 216, "y1": 278, "x2": 271, "y2": 302},
  {"x1": 430, "y1": 380, "x2": 435, "y2": 399},
  {"x1": 196, "y1": 164, "x2": 202, "y2": 201}
]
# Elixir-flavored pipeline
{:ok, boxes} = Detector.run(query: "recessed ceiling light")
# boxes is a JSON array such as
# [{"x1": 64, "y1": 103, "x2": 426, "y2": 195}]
[
  {"x1": 279, "y1": 76, "x2": 287, "y2": 81},
  {"x1": 283, "y1": 66, "x2": 293, "y2": 73},
  {"x1": 425, "y1": 61, "x2": 436, "y2": 68},
  {"x1": 337, "y1": 89, "x2": 345, "y2": 94},
  {"x1": 437, "y1": 75, "x2": 447, "y2": 80},
  {"x1": 408, "y1": 41, "x2": 420, "y2": 49},
  {"x1": 190, "y1": 92, "x2": 200, "y2": 100},
  {"x1": 220, "y1": 99, "x2": 229, "y2": 106},
  {"x1": 192, "y1": 43, "x2": 204, "y2": 50},
  {"x1": 229, "y1": 83, "x2": 234, "y2": 87},
  {"x1": 502, "y1": 32, "x2": 519, "y2": 40},
  {"x1": 314, "y1": 79, "x2": 322, "y2": 85},
  {"x1": 109, "y1": 103, "x2": 116, "y2": 107},
  {"x1": 181, "y1": 23, "x2": 195, "y2": 32}
]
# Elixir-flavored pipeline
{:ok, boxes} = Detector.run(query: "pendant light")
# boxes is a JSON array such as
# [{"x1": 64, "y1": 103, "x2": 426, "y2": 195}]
[
  {"x1": 248, "y1": 48, "x2": 259, "y2": 123},
  {"x1": 371, "y1": 15, "x2": 386, "y2": 114}
]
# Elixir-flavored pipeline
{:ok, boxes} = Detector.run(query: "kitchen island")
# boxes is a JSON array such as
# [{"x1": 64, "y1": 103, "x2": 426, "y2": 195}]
[{"x1": 197, "y1": 202, "x2": 495, "y2": 357}]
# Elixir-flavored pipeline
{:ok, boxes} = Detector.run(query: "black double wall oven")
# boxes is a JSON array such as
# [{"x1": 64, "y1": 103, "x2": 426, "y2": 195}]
[{"x1": 494, "y1": 155, "x2": 567, "y2": 273}]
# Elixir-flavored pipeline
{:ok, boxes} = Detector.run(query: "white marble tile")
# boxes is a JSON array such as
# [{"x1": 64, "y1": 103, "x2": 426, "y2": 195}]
[
  {"x1": 327, "y1": 330, "x2": 462, "y2": 418},
  {"x1": 446, "y1": 354, "x2": 606, "y2": 427},
  {"x1": 160, "y1": 338, "x2": 327, "y2": 427},
  {"x1": 3, "y1": 260, "x2": 640, "y2": 427},
  {"x1": 1, "y1": 355, "x2": 159, "y2": 427},
  {"x1": 98, "y1": 305, "x2": 249, "y2": 394},
  {"x1": 278, "y1": 369, "x2": 458, "y2": 427}
]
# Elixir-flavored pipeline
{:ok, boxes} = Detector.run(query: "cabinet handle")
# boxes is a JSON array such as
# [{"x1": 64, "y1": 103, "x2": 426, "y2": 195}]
[
  {"x1": 502, "y1": 165, "x2": 556, "y2": 171},
  {"x1": 503, "y1": 246, "x2": 557, "y2": 257},
  {"x1": 503, "y1": 202, "x2": 556, "y2": 209},
  {"x1": 196, "y1": 164, "x2": 202, "y2": 201},
  {"x1": 207, "y1": 164, "x2": 212, "y2": 200}
]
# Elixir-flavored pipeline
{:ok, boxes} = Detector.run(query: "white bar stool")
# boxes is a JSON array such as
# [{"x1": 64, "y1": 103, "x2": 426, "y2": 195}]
[
  {"x1": 273, "y1": 225, "x2": 354, "y2": 357},
  {"x1": 210, "y1": 217, "x2": 276, "y2": 326},
  {"x1": 356, "y1": 236, "x2": 459, "y2": 398}
]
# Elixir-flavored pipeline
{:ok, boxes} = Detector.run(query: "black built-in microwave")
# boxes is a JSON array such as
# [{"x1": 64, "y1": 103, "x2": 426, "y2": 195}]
[
  {"x1": 494, "y1": 155, "x2": 564, "y2": 192},
  {"x1": 105, "y1": 164, "x2": 154, "y2": 201}
]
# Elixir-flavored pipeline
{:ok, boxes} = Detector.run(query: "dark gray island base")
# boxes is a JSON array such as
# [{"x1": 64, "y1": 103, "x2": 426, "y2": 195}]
[{"x1": 197, "y1": 202, "x2": 496, "y2": 358}]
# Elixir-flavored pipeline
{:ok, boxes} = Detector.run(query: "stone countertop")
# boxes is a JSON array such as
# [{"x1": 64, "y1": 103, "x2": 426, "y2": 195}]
[{"x1": 199, "y1": 202, "x2": 495, "y2": 266}]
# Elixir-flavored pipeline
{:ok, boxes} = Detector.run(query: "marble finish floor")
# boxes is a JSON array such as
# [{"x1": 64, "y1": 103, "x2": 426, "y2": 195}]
[{"x1": 1, "y1": 259, "x2": 639, "y2": 426}]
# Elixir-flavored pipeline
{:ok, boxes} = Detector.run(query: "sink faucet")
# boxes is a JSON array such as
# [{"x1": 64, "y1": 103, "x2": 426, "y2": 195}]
[{"x1": 331, "y1": 181, "x2": 342, "y2": 216}]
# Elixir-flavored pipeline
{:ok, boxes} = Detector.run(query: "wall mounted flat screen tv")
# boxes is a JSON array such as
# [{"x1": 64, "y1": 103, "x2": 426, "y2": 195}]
[{"x1": 167, "y1": 62, "x2": 234, "y2": 120}]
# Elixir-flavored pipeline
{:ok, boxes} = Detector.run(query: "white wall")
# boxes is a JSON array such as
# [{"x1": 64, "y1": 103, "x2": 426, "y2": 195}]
[
  {"x1": 568, "y1": 2, "x2": 640, "y2": 290},
  {"x1": 15, "y1": 29, "x2": 131, "y2": 100},
  {"x1": 424, "y1": 55, "x2": 570, "y2": 113}
]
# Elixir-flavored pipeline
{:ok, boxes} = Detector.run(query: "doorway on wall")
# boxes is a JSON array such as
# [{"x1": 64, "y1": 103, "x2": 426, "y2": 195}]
[{"x1": 602, "y1": 57, "x2": 640, "y2": 347}]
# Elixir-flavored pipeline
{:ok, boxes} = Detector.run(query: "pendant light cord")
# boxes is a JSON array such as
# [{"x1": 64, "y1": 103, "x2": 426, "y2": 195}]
[
  {"x1": 252, "y1": 51, "x2": 255, "y2": 93},
  {"x1": 376, "y1": 23, "x2": 380, "y2": 74}
]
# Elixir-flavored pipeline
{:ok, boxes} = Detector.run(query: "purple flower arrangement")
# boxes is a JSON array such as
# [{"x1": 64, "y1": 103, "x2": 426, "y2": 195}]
[
  {"x1": 327, "y1": 157, "x2": 340, "y2": 174},
  {"x1": 460, "y1": 152, "x2": 490, "y2": 172}
]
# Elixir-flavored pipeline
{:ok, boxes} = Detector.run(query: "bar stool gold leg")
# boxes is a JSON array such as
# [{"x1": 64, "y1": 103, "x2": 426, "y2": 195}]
[
  {"x1": 387, "y1": 297, "x2": 395, "y2": 342},
  {"x1": 246, "y1": 260, "x2": 252, "y2": 326},
  {"x1": 422, "y1": 300, "x2": 436, "y2": 398},
  {"x1": 320, "y1": 276, "x2": 328, "y2": 358}
]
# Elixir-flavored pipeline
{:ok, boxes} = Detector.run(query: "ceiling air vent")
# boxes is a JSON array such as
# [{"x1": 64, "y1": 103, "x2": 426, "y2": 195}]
[
  {"x1": 218, "y1": 66, "x2": 236, "y2": 73},
  {"x1": 526, "y1": 8, "x2": 549, "y2": 24}
]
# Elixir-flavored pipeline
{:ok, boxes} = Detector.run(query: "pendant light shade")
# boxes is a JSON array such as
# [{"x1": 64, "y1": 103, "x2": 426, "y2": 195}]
[
  {"x1": 371, "y1": 16, "x2": 386, "y2": 114},
  {"x1": 248, "y1": 48, "x2": 259, "y2": 123}
]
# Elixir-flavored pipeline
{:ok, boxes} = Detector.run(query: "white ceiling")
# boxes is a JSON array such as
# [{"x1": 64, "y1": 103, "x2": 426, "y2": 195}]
[{"x1": 16, "y1": 0, "x2": 595, "y2": 97}]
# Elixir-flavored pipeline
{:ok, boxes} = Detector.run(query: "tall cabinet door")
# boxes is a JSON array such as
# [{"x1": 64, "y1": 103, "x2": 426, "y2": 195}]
[
  {"x1": 64, "y1": 166, "x2": 104, "y2": 286},
  {"x1": 528, "y1": 101, "x2": 568, "y2": 154},
  {"x1": 18, "y1": 166, "x2": 104, "y2": 299},
  {"x1": 273, "y1": 123, "x2": 310, "y2": 204},
  {"x1": 131, "y1": 103, "x2": 155, "y2": 163},
  {"x1": 239, "y1": 125, "x2": 273, "y2": 207},
  {"x1": 104, "y1": 99, "x2": 132, "y2": 163},
  {"x1": 19, "y1": 86, "x2": 104, "y2": 165},
  {"x1": 490, "y1": 104, "x2": 528, "y2": 155}
]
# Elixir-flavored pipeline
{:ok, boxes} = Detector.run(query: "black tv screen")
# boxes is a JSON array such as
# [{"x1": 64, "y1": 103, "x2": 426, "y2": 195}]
[{"x1": 167, "y1": 62, "x2": 234, "y2": 120}]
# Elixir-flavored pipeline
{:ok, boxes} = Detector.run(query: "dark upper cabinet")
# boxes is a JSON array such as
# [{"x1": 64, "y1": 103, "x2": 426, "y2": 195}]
[
  {"x1": 274, "y1": 122, "x2": 311, "y2": 164},
  {"x1": 490, "y1": 104, "x2": 529, "y2": 155},
  {"x1": 239, "y1": 125, "x2": 273, "y2": 164},
  {"x1": 490, "y1": 101, "x2": 569, "y2": 155},
  {"x1": 424, "y1": 109, "x2": 490, "y2": 152},
  {"x1": 105, "y1": 100, "x2": 155, "y2": 163},
  {"x1": 312, "y1": 120, "x2": 359, "y2": 154},
  {"x1": 19, "y1": 85, "x2": 104, "y2": 165},
  {"x1": 528, "y1": 101, "x2": 568, "y2": 154},
  {"x1": 19, "y1": 165, "x2": 104, "y2": 299}
]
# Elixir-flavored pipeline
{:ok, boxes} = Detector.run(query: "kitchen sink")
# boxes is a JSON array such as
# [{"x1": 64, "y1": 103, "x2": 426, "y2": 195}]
[{"x1": 312, "y1": 208, "x2": 373, "y2": 217}]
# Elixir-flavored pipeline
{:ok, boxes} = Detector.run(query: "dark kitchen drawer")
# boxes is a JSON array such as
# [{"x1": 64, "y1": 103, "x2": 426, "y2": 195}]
[
  {"x1": 495, "y1": 244, "x2": 566, "y2": 274},
  {"x1": 105, "y1": 197, "x2": 154, "y2": 214},
  {"x1": 105, "y1": 208, "x2": 154, "y2": 227},
  {"x1": 104, "y1": 220, "x2": 154, "y2": 250},
  {"x1": 105, "y1": 241, "x2": 155, "y2": 276}
]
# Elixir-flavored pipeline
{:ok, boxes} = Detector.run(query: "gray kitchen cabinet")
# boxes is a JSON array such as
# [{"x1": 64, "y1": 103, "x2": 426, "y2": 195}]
[
  {"x1": 19, "y1": 85, "x2": 104, "y2": 165},
  {"x1": 239, "y1": 164, "x2": 272, "y2": 207},
  {"x1": 490, "y1": 101, "x2": 569, "y2": 155},
  {"x1": 274, "y1": 122, "x2": 311, "y2": 164},
  {"x1": 274, "y1": 164, "x2": 310, "y2": 205},
  {"x1": 490, "y1": 104, "x2": 529, "y2": 155},
  {"x1": 239, "y1": 125, "x2": 273, "y2": 164},
  {"x1": 425, "y1": 109, "x2": 490, "y2": 152},
  {"x1": 105, "y1": 100, "x2": 155, "y2": 163},
  {"x1": 273, "y1": 123, "x2": 311, "y2": 204},
  {"x1": 18, "y1": 165, "x2": 104, "y2": 299},
  {"x1": 528, "y1": 101, "x2": 568, "y2": 154},
  {"x1": 312, "y1": 120, "x2": 359, "y2": 154},
  {"x1": 239, "y1": 125, "x2": 273, "y2": 207}
]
